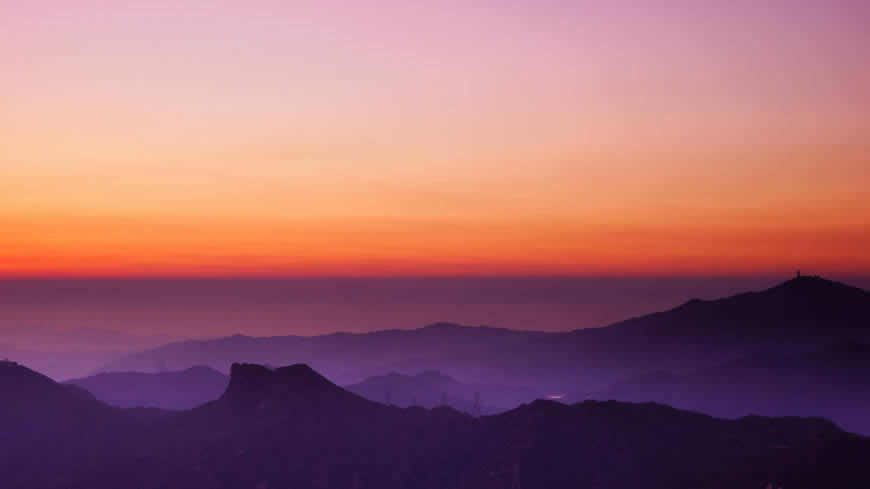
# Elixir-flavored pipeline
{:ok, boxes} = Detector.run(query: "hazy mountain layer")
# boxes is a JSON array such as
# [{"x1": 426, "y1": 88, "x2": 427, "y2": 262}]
[{"x1": 66, "y1": 366, "x2": 229, "y2": 410}]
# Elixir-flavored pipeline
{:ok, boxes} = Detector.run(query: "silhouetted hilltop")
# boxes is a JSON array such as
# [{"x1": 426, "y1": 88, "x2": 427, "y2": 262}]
[
  {"x1": 215, "y1": 363, "x2": 376, "y2": 414},
  {"x1": 1, "y1": 359, "x2": 62, "y2": 394},
  {"x1": 605, "y1": 275, "x2": 870, "y2": 342},
  {"x1": 66, "y1": 366, "x2": 228, "y2": 410},
  {"x1": 0, "y1": 361, "x2": 166, "y2": 489},
  {"x1": 0, "y1": 360, "x2": 97, "y2": 408}
]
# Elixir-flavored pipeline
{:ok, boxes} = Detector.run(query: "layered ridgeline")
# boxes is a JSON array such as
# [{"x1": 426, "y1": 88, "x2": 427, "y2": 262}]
[
  {"x1": 2, "y1": 359, "x2": 869, "y2": 489},
  {"x1": 65, "y1": 368, "x2": 523, "y2": 415},
  {"x1": 98, "y1": 276, "x2": 870, "y2": 433},
  {"x1": 105, "y1": 276, "x2": 870, "y2": 385}
]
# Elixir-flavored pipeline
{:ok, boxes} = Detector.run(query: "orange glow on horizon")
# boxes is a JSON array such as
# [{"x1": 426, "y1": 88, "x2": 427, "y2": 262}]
[{"x1": 2, "y1": 2, "x2": 869, "y2": 278}]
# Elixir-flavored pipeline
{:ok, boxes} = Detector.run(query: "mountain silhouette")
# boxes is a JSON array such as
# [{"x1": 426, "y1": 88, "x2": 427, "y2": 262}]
[
  {"x1": 0, "y1": 359, "x2": 98, "y2": 409},
  {"x1": 603, "y1": 275, "x2": 870, "y2": 342},
  {"x1": 77, "y1": 276, "x2": 870, "y2": 440},
  {"x1": 69, "y1": 366, "x2": 524, "y2": 415},
  {"x1": 100, "y1": 277, "x2": 869, "y2": 398},
  {"x1": 215, "y1": 363, "x2": 376, "y2": 415},
  {"x1": 2, "y1": 360, "x2": 870, "y2": 488}
]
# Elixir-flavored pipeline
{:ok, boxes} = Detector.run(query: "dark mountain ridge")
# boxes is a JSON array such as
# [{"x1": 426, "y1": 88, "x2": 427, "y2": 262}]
[
  {"x1": 217, "y1": 362, "x2": 376, "y2": 414},
  {"x1": 603, "y1": 275, "x2": 870, "y2": 342},
  {"x1": 3, "y1": 360, "x2": 870, "y2": 488}
]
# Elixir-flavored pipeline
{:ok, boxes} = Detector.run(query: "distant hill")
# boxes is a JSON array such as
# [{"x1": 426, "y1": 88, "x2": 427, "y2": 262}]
[
  {"x1": 103, "y1": 322, "x2": 580, "y2": 389},
  {"x1": 90, "y1": 276, "x2": 870, "y2": 438},
  {"x1": 3, "y1": 360, "x2": 870, "y2": 488},
  {"x1": 345, "y1": 371, "x2": 529, "y2": 414},
  {"x1": 0, "y1": 326, "x2": 179, "y2": 380},
  {"x1": 66, "y1": 366, "x2": 229, "y2": 410},
  {"x1": 103, "y1": 276, "x2": 870, "y2": 389},
  {"x1": 68, "y1": 367, "x2": 529, "y2": 414},
  {"x1": 601, "y1": 275, "x2": 870, "y2": 342}
]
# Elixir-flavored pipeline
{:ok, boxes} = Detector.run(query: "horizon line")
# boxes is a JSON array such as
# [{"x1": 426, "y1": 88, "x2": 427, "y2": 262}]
[{"x1": 0, "y1": 272, "x2": 853, "y2": 281}]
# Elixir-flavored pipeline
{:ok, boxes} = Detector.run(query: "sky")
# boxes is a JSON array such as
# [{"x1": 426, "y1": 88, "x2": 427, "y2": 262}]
[{"x1": 2, "y1": 1, "x2": 869, "y2": 278}]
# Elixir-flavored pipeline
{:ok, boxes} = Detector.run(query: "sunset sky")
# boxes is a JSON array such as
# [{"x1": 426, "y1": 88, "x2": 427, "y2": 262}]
[{"x1": 2, "y1": 1, "x2": 869, "y2": 277}]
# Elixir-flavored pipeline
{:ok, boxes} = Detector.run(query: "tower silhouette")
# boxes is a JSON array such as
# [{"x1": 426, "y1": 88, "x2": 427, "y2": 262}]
[
  {"x1": 384, "y1": 388, "x2": 392, "y2": 406},
  {"x1": 440, "y1": 391, "x2": 448, "y2": 407},
  {"x1": 472, "y1": 392, "x2": 481, "y2": 417}
]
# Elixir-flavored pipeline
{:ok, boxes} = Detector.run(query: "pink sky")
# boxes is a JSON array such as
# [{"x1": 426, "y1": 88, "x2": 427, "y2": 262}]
[{"x1": 1, "y1": 1, "x2": 869, "y2": 277}]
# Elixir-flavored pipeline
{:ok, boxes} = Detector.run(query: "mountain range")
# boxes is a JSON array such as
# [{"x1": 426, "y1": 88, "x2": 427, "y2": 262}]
[
  {"x1": 105, "y1": 276, "x2": 869, "y2": 379},
  {"x1": 66, "y1": 367, "x2": 521, "y2": 416},
  {"x1": 94, "y1": 277, "x2": 870, "y2": 430},
  {"x1": 3, "y1": 359, "x2": 869, "y2": 489}
]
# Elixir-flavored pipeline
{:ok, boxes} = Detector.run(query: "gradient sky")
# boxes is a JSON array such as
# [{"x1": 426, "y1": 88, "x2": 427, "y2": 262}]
[{"x1": 2, "y1": 1, "x2": 869, "y2": 277}]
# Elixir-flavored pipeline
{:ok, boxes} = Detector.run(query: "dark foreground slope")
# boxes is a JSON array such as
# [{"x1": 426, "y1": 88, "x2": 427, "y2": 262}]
[
  {"x1": 0, "y1": 361, "x2": 167, "y2": 488},
  {"x1": 2, "y1": 360, "x2": 869, "y2": 489}
]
